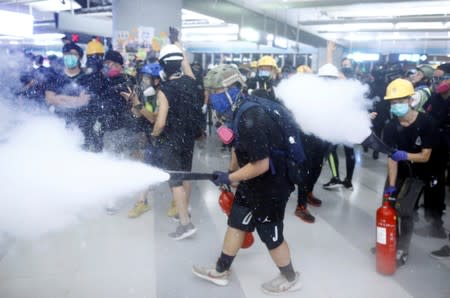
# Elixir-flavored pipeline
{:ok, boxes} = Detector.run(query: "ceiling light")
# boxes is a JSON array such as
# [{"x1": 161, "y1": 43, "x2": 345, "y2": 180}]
[
  {"x1": 327, "y1": 3, "x2": 450, "y2": 18},
  {"x1": 240, "y1": 27, "x2": 260, "y2": 42},
  {"x1": 319, "y1": 23, "x2": 393, "y2": 32},
  {"x1": 395, "y1": 22, "x2": 447, "y2": 30},
  {"x1": 0, "y1": 10, "x2": 33, "y2": 37},
  {"x1": 28, "y1": 0, "x2": 81, "y2": 12}
]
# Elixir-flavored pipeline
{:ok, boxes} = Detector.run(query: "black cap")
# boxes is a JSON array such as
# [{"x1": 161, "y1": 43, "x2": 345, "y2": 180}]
[
  {"x1": 104, "y1": 50, "x2": 124, "y2": 65},
  {"x1": 62, "y1": 42, "x2": 83, "y2": 58}
]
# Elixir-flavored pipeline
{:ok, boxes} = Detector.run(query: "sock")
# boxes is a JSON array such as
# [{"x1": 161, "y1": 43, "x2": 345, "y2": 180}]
[
  {"x1": 279, "y1": 262, "x2": 296, "y2": 282},
  {"x1": 216, "y1": 252, "x2": 235, "y2": 273}
]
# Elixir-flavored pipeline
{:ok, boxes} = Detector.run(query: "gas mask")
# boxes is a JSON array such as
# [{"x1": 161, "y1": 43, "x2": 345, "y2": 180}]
[
  {"x1": 258, "y1": 69, "x2": 272, "y2": 79},
  {"x1": 143, "y1": 86, "x2": 156, "y2": 97},
  {"x1": 209, "y1": 86, "x2": 240, "y2": 114}
]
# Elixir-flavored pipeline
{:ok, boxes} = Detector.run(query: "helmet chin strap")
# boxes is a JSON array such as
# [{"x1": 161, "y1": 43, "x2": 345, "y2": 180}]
[{"x1": 225, "y1": 87, "x2": 242, "y2": 112}]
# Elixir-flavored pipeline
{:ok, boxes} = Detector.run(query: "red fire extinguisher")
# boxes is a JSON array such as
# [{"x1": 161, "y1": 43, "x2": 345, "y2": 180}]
[
  {"x1": 376, "y1": 194, "x2": 397, "y2": 275},
  {"x1": 219, "y1": 187, "x2": 254, "y2": 249}
]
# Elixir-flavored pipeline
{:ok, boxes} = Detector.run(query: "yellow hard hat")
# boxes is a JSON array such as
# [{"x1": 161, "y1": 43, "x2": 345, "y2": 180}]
[
  {"x1": 86, "y1": 39, "x2": 105, "y2": 55},
  {"x1": 250, "y1": 61, "x2": 258, "y2": 68},
  {"x1": 296, "y1": 65, "x2": 312, "y2": 74},
  {"x1": 257, "y1": 55, "x2": 277, "y2": 68},
  {"x1": 384, "y1": 78, "x2": 415, "y2": 100}
]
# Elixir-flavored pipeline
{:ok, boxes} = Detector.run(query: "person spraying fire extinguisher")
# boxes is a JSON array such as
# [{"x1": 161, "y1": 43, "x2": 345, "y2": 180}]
[{"x1": 381, "y1": 78, "x2": 438, "y2": 267}]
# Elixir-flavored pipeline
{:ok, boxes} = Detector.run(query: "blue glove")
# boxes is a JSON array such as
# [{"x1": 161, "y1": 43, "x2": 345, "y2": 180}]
[
  {"x1": 390, "y1": 150, "x2": 408, "y2": 162},
  {"x1": 212, "y1": 171, "x2": 231, "y2": 186},
  {"x1": 384, "y1": 186, "x2": 397, "y2": 197}
]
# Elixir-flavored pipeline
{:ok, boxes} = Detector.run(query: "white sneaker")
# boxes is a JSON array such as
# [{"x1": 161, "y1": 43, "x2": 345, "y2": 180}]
[
  {"x1": 192, "y1": 265, "x2": 230, "y2": 286},
  {"x1": 168, "y1": 223, "x2": 197, "y2": 240},
  {"x1": 261, "y1": 272, "x2": 302, "y2": 295}
]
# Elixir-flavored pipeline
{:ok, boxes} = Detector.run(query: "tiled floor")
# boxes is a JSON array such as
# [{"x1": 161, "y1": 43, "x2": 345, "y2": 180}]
[{"x1": 1, "y1": 137, "x2": 449, "y2": 298}]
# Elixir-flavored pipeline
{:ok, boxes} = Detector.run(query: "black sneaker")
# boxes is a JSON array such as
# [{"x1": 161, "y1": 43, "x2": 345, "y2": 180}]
[
  {"x1": 295, "y1": 205, "x2": 315, "y2": 223},
  {"x1": 430, "y1": 245, "x2": 450, "y2": 260},
  {"x1": 396, "y1": 250, "x2": 408, "y2": 267},
  {"x1": 323, "y1": 177, "x2": 343, "y2": 189},
  {"x1": 342, "y1": 179, "x2": 353, "y2": 190},
  {"x1": 372, "y1": 151, "x2": 379, "y2": 160}
]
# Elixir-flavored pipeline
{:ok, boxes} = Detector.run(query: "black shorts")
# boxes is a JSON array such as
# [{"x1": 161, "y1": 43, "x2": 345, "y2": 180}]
[
  {"x1": 228, "y1": 196, "x2": 288, "y2": 232},
  {"x1": 153, "y1": 141, "x2": 195, "y2": 187}
]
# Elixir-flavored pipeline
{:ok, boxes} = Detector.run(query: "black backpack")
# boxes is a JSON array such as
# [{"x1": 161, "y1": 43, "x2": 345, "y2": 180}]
[{"x1": 232, "y1": 96, "x2": 306, "y2": 184}]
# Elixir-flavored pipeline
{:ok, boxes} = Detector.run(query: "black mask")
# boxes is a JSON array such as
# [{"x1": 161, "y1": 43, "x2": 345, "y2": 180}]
[
  {"x1": 86, "y1": 55, "x2": 104, "y2": 72},
  {"x1": 161, "y1": 60, "x2": 182, "y2": 78},
  {"x1": 341, "y1": 67, "x2": 354, "y2": 78}
]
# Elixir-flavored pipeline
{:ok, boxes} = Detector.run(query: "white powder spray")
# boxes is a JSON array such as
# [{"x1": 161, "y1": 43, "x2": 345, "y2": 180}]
[
  {"x1": 276, "y1": 74, "x2": 373, "y2": 144},
  {"x1": 0, "y1": 104, "x2": 169, "y2": 239}
]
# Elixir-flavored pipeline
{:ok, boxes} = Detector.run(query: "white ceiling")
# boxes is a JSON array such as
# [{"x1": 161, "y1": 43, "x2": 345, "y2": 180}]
[{"x1": 228, "y1": 0, "x2": 450, "y2": 54}]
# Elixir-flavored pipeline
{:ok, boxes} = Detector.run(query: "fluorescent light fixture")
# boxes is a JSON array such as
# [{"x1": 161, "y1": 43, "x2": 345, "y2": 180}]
[
  {"x1": 182, "y1": 9, "x2": 225, "y2": 27},
  {"x1": 46, "y1": 50, "x2": 63, "y2": 57},
  {"x1": 0, "y1": 10, "x2": 33, "y2": 37},
  {"x1": 344, "y1": 33, "x2": 373, "y2": 41},
  {"x1": 32, "y1": 33, "x2": 66, "y2": 46},
  {"x1": 399, "y1": 54, "x2": 421, "y2": 62},
  {"x1": 319, "y1": 23, "x2": 393, "y2": 32},
  {"x1": 33, "y1": 33, "x2": 66, "y2": 40},
  {"x1": 182, "y1": 33, "x2": 238, "y2": 42},
  {"x1": 274, "y1": 36, "x2": 288, "y2": 48},
  {"x1": 182, "y1": 24, "x2": 239, "y2": 35},
  {"x1": 29, "y1": 0, "x2": 81, "y2": 12},
  {"x1": 0, "y1": 35, "x2": 25, "y2": 40},
  {"x1": 395, "y1": 22, "x2": 447, "y2": 30},
  {"x1": 348, "y1": 52, "x2": 380, "y2": 62},
  {"x1": 240, "y1": 27, "x2": 260, "y2": 42},
  {"x1": 327, "y1": 2, "x2": 450, "y2": 18}
]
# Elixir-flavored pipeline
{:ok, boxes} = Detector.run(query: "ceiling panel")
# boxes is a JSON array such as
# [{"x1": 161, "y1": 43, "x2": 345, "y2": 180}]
[{"x1": 228, "y1": 0, "x2": 450, "y2": 53}]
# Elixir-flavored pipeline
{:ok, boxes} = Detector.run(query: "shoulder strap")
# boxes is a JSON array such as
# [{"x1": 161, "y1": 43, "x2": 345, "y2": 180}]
[{"x1": 232, "y1": 100, "x2": 260, "y2": 148}]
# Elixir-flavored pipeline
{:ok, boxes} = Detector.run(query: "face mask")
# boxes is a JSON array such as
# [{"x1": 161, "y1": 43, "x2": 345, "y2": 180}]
[
  {"x1": 143, "y1": 86, "x2": 156, "y2": 97},
  {"x1": 258, "y1": 70, "x2": 271, "y2": 79},
  {"x1": 341, "y1": 67, "x2": 354, "y2": 78},
  {"x1": 64, "y1": 55, "x2": 78, "y2": 69},
  {"x1": 210, "y1": 86, "x2": 241, "y2": 114},
  {"x1": 390, "y1": 103, "x2": 409, "y2": 117},
  {"x1": 86, "y1": 55, "x2": 103, "y2": 72},
  {"x1": 217, "y1": 125, "x2": 234, "y2": 144},
  {"x1": 102, "y1": 64, "x2": 121, "y2": 78}
]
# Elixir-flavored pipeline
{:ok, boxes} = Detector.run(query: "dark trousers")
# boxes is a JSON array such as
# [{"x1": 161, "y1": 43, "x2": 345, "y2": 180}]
[
  {"x1": 297, "y1": 135, "x2": 327, "y2": 207},
  {"x1": 423, "y1": 145, "x2": 448, "y2": 225},
  {"x1": 385, "y1": 167, "x2": 425, "y2": 253},
  {"x1": 327, "y1": 145, "x2": 355, "y2": 181}
]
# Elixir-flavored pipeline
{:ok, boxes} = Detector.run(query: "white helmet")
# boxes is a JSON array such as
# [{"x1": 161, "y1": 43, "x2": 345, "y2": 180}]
[
  {"x1": 318, "y1": 63, "x2": 339, "y2": 78},
  {"x1": 159, "y1": 44, "x2": 183, "y2": 62}
]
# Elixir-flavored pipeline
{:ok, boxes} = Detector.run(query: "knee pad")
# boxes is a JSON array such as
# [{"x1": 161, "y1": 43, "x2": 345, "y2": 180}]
[{"x1": 256, "y1": 222, "x2": 284, "y2": 250}]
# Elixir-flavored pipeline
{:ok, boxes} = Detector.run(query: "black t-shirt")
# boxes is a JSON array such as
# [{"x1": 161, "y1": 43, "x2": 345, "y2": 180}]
[
  {"x1": 101, "y1": 74, "x2": 138, "y2": 131},
  {"x1": 383, "y1": 112, "x2": 438, "y2": 175},
  {"x1": 233, "y1": 106, "x2": 294, "y2": 207},
  {"x1": 45, "y1": 71, "x2": 95, "y2": 123},
  {"x1": 424, "y1": 93, "x2": 450, "y2": 142},
  {"x1": 158, "y1": 75, "x2": 199, "y2": 146}
]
